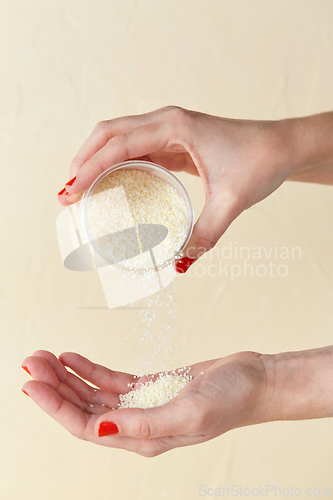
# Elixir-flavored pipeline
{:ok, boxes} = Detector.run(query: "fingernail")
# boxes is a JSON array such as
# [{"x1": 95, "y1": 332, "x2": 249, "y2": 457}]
[
  {"x1": 64, "y1": 191, "x2": 71, "y2": 196},
  {"x1": 174, "y1": 257, "x2": 196, "y2": 274},
  {"x1": 65, "y1": 176, "x2": 76, "y2": 187},
  {"x1": 58, "y1": 187, "x2": 66, "y2": 196},
  {"x1": 22, "y1": 365, "x2": 32, "y2": 376},
  {"x1": 22, "y1": 389, "x2": 30, "y2": 397},
  {"x1": 98, "y1": 422, "x2": 119, "y2": 437}
]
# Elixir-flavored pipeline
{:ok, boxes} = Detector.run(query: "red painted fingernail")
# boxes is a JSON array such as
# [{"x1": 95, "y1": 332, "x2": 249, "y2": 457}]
[
  {"x1": 174, "y1": 257, "x2": 196, "y2": 274},
  {"x1": 22, "y1": 389, "x2": 30, "y2": 397},
  {"x1": 65, "y1": 176, "x2": 76, "y2": 186},
  {"x1": 64, "y1": 190, "x2": 71, "y2": 196},
  {"x1": 22, "y1": 365, "x2": 32, "y2": 376},
  {"x1": 58, "y1": 187, "x2": 66, "y2": 195},
  {"x1": 98, "y1": 422, "x2": 119, "y2": 437}
]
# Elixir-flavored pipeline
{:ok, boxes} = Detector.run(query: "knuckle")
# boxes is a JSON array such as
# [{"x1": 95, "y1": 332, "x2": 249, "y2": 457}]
[
  {"x1": 161, "y1": 105, "x2": 190, "y2": 126},
  {"x1": 160, "y1": 104, "x2": 180, "y2": 114},
  {"x1": 70, "y1": 157, "x2": 81, "y2": 169},
  {"x1": 94, "y1": 120, "x2": 110, "y2": 133},
  {"x1": 169, "y1": 106, "x2": 189, "y2": 123},
  {"x1": 94, "y1": 120, "x2": 114, "y2": 143},
  {"x1": 32, "y1": 349, "x2": 49, "y2": 357},
  {"x1": 108, "y1": 134, "x2": 130, "y2": 158},
  {"x1": 156, "y1": 106, "x2": 192, "y2": 145},
  {"x1": 133, "y1": 419, "x2": 152, "y2": 439},
  {"x1": 193, "y1": 232, "x2": 217, "y2": 253},
  {"x1": 32, "y1": 350, "x2": 57, "y2": 364}
]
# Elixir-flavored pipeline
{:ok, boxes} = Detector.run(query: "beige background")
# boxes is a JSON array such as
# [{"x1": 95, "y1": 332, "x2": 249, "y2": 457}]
[{"x1": 1, "y1": 0, "x2": 333, "y2": 499}]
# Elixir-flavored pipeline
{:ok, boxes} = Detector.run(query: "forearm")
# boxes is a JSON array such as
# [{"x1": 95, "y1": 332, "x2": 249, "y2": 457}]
[
  {"x1": 278, "y1": 112, "x2": 333, "y2": 184},
  {"x1": 261, "y1": 346, "x2": 333, "y2": 422}
]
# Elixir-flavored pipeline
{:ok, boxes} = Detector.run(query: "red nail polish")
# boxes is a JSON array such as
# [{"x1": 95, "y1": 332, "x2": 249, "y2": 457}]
[
  {"x1": 98, "y1": 422, "x2": 119, "y2": 437},
  {"x1": 174, "y1": 257, "x2": 196, "y2": 274},
  {"x1": 22, "y1": 389, "x2": 30, "y2": 397},
  {"x1": 58, "y1": 188, "x2": 66, "y2": 195},
  {"x1": 64, "y1": 191, "x2": 71, "y2": 196},
  {"x1": 22, "y1": 365, "x2": 32, "y2": 376},
  {"x1": 65, "y1": 176, "x2": 76, "y2": 186}
]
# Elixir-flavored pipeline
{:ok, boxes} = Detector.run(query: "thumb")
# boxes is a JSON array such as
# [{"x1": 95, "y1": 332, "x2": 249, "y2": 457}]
[
  {"x1": 174, "y1": 193, "x2": 240, "y2": 273},
  {"x1": 95, "y1": 401, "x2": 189, "y2": 439}
]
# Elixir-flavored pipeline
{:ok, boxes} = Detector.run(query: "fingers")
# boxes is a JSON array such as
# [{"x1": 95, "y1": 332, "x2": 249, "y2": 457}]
[
  {"x1": 22, "y1": 379, "x2": 172, "y2": 454},
  {"x1": 58, "y1": 106, "x2": 186, "y2": 204},
  {"x1": 69, "y1": 108, "x2": 170, "y2": 177},
  {"x1": 57, "y1": 187, "x2": 75, "y2": 205},
  {"x1": 22, "y1": 380, "x2": 96, "y2": 439},
  {"x1": 21, "y1": 352, "x2": 218, "y2": 455},
  {"x1": 95, "y1": 397, "x2": 196, "y2": 440},
  {"x1": 21, "y1": 379, "x2": 183, "y2": 455},
  {"x1": 22, "y1": 354, "x2": 86, "y2": 410},
  {"x1": 175, "y1": 192, "x2": 241, "y2": 272},
  {"x1": 63, "y1": 107, "x2": 193, "y2": 200},
  {"x1": 65, "y1": 122, "x2": 170, "y2": 197},
  {"x1": 59, "y1": 352, "x2": 134, "y2": 394},
  {"x1": 23, "y1": 351, "x2": 119, "y2": 412},
  {"x1": 57, "y1": 352, "x2": 125, "y2": 409}
]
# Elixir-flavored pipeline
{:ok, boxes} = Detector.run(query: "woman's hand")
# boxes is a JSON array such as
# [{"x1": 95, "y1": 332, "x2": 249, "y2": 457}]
[
  {"x1": 58, "y1": 107, "x2": 333, "y2": 271},
  {"x1": 21, "y1": 346, "x2": 333, "y2": 456},
  {"x1": 21, "y1": 350, "x2": 269, "y2": 456}
]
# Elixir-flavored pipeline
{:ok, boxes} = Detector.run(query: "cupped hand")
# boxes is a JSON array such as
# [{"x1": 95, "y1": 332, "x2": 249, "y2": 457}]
[
  {"x1": 22, "y1": 350, "x2": 269, "y2": 456},
  {"x1": 58, "y1": 106, "x2": 298, "y2": 266}
]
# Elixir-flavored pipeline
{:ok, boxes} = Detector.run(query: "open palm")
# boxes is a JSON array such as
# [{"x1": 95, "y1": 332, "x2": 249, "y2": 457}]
[{"x1": 22, "y1": 350, "x2": 268, "y2": 456}]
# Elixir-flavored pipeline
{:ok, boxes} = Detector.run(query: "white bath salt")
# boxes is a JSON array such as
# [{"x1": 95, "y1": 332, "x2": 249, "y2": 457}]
[
  {"x1": 87, "y1": 169, "x2": 189, "y2": 270},
  {"x1": 118, "y1": 373, "x2": 192, "y2": 409}
]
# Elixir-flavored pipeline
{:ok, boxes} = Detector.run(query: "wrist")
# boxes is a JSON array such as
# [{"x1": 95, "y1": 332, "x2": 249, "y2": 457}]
[
  {"x1": 270, "y1": 117, "x2": 315, "y2": 177},
  {"x1": 277, "y1": 112, "x2": 333, "y2": 180},
  {"x1": 261, "y1": 346, "x2": 333, "y2": 422}
]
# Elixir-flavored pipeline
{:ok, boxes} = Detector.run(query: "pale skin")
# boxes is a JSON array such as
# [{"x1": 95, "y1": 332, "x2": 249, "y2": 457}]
[
  {"x1": 58, "y1": 106, "x2": 333, "y2": 261},
  {"x1": 22, "y1": 107, "x2": 333, "y2": 455},
  {"x1": 22, "y1": 346, "x2": 333, "y2": 457}
]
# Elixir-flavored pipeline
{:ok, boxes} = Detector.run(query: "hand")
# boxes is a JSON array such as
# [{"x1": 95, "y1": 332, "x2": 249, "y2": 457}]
[
  {"x1": 57, "y1": 107, "x2": 297, "y2": 268},
  {"x1": 21, "y1": 346, "x2": 333, "y2": 455},
  {"x1": 58, "y1": 107, "x2": 333, "y2": 271},
  {"x1": 21, "y1": 350, "x2": 269, "y2": 457}
]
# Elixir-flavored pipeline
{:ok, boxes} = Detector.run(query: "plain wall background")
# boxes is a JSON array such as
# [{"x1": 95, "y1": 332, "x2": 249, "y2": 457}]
[{"x1": 1, "y1": 1, "x2": 333, "y2": 499}]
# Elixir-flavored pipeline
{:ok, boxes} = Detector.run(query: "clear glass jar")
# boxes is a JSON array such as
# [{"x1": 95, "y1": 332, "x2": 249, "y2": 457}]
[{"x1": 80, "y1": 160, "x2": 193, "y2": 272}]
